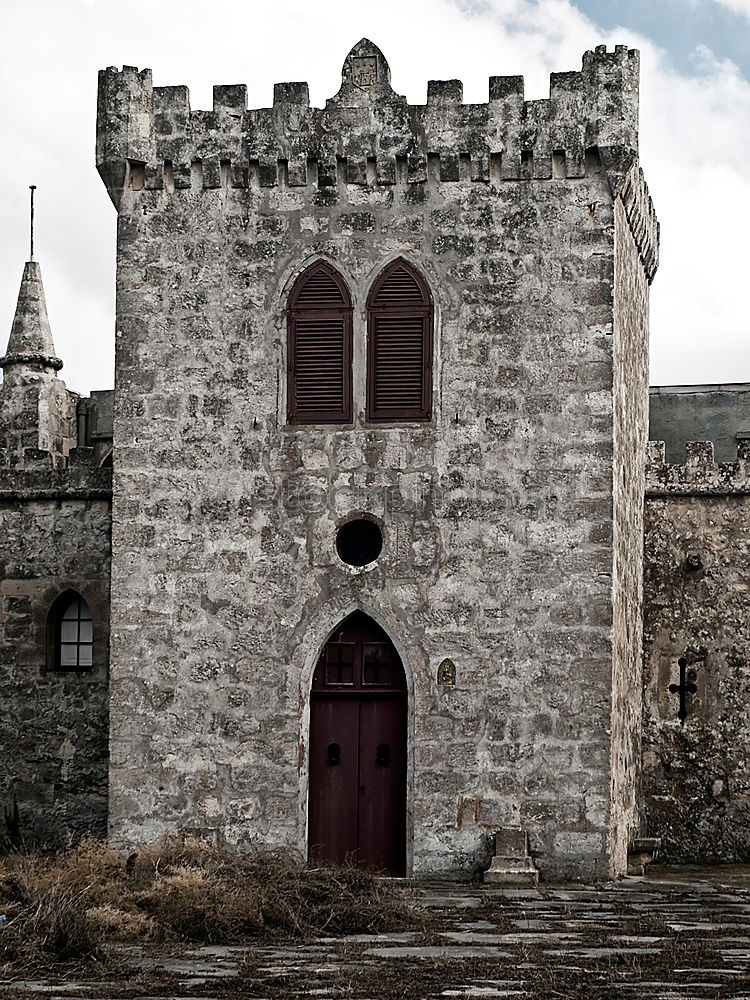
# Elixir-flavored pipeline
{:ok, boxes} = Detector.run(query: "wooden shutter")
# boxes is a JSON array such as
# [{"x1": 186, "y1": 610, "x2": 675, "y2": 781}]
[
  {"x1": 366, "y1": 260, "x2": 432, "y2": 422},
  {"x1": 288, "y1": 262, "x2": 353, "y2": 424}
]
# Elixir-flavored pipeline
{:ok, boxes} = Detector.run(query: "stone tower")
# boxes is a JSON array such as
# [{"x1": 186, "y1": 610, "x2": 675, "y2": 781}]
[{"x1": 96, "y1": 40, "x2": 658, "y2": 879}]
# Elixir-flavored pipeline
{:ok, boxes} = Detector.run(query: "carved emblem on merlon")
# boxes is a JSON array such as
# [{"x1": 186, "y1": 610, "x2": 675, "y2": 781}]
[{"x1": 351, "y1": 56, "x2": 378, "y2": 90}]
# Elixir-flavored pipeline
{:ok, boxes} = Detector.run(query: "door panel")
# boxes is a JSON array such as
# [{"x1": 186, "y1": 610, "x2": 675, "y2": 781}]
[
  {"x1": 308, "y1": 697, "x2": 359, "y2": 864},
  {"x1": 357, "y1": 697, "x2": 407, "y2": 874}
]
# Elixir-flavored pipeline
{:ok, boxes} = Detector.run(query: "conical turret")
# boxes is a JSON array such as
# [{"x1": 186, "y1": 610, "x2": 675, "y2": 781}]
[{"x1": 0, "y1": 261, "x2": 63, "y2": 380}]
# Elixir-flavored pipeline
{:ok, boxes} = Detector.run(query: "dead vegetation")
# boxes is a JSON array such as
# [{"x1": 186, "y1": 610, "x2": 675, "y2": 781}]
[{"x1": 0, "y1": 836, "x2": 415, "y2": 969}]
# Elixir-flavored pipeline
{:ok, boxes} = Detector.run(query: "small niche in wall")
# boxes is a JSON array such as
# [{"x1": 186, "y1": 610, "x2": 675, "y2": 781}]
[
  {"x1": 683, "y1": 550, "x2": 705, "y2": 579},
  {"x1": 437, "y1": 658, "x2": 456, "y2": 686}
]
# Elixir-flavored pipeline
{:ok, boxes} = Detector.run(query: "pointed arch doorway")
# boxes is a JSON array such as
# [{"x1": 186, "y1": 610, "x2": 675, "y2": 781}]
[{"x1": 308, "y1": 611, "x2": 407, "y2": 875}]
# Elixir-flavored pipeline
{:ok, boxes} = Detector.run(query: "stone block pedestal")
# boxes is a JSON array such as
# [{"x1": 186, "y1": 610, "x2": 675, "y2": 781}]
[{"x1": 484, "y1": 828, "x2": 539, "y2": 886}]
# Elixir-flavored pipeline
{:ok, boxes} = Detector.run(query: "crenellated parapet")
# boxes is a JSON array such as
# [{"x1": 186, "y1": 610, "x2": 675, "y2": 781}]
[
  {"x1": 646, "y1": 440, "x2": 750, "y2": 496},
  {"x1": 97, "y1": 39, "x2": 648, "y2": 226}
]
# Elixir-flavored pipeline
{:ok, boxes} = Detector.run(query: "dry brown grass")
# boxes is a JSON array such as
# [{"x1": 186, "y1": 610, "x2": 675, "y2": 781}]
[{"x1": 0, "y1": 836, "x2": 415, "y2": 969}]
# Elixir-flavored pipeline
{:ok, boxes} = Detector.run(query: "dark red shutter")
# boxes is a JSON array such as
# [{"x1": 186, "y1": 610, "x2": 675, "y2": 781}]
[
  {"x1": 366, "y1": 260, "x2": 432, "y2": 422},
  {"x1": 288, "y1": 262, "x2": 353, "y2": 424}
]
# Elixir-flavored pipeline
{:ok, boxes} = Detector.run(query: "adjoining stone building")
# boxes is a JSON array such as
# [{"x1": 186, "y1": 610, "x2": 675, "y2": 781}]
[
  {"x1": 0, "y1": 40, "x2": 747, "y2": 880},
  {"x1": 0, "y1": 263, "x2": 111, "y2": 845}
]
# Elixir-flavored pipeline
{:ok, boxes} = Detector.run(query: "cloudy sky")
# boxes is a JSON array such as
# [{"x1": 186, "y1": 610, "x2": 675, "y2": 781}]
[{"x1": 1, "y1": 0, "x2": 748, "y2": 395}]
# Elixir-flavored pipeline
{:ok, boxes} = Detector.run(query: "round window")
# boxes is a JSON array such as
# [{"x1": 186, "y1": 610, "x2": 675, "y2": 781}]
[{"x1": 336, "y1": 519, "x2": 383, "y2": 567}]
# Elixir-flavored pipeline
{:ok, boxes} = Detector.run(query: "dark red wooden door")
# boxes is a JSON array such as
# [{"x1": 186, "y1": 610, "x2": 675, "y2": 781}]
[{"x1": 308, "y1": 613, "x2": 407, "y2": 875}]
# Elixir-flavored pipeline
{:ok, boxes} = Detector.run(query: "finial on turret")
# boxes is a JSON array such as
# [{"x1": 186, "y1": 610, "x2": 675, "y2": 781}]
[{"x1": 29, "y1": 185, "x2": 36, "y2": 261}]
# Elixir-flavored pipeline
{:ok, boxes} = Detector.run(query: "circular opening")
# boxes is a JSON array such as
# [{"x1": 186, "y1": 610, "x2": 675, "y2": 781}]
[{"x1": 336, "y1": 518, "x2": 383, "y2": 567}]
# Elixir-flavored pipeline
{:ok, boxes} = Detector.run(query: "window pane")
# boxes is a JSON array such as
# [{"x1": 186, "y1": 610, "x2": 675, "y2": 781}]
[
  {"x1": 60, "y1": 644, "x2": 78, "y2": 666},
  {"x1": 60, "y1": 620, "x2": 78, "y2": 642},
  {"x1": 62, "y1": 600, "x2": 79, "y2": 620},
  {"x1": 53, "y1": 594, "x2": 94, "y2": 671},
  {"x1": 325, "y1": 643, "x2": 354, "y2": 685},
  {"x1": 363, "y1": 643, "x2": 392, "y2": 685},
  {"x1": 339, "y1": 644, "x2": 354, "y2": 665}
]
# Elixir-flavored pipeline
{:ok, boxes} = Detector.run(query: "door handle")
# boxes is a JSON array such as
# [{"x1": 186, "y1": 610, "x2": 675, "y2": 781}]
[
  {"x1": 377, "y1": 743, "x2": 390, "y2": 766},
  {"x1": 327, "y1": 742, "x2": 341, "y2": 766}
]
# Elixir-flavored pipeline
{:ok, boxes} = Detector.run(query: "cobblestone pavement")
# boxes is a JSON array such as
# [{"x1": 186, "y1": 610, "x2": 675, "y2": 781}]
[{"x1": 3, "y1": 867, "x2": 750, "y2": 999}]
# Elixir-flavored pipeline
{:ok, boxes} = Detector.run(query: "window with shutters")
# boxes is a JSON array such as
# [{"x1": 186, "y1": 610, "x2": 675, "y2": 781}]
[
  {"x1": 366, "y1": 259, "x2": 433, "y2": 422},
  {"x1": 287, "y1": 262, "x2": 353, "y2": 424}
]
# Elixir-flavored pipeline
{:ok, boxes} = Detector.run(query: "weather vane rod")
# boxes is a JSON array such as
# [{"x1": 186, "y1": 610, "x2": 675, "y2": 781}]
[{"x1": 29, "y1": 185, "x2": 36, "y2": 261}]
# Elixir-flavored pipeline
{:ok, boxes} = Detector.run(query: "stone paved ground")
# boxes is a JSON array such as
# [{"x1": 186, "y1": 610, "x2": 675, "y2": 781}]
[{"x1": 2, "y1": 867, "x2": 750, "y2": 999}]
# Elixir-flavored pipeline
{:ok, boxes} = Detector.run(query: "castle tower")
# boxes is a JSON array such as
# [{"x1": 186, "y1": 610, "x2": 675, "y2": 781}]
[
  {"x1": 97, "y1": 41, "x2": 658, "y2": 879},
  {"x1": 0, "y1": 260, "x2": 76, "y2": 468}
]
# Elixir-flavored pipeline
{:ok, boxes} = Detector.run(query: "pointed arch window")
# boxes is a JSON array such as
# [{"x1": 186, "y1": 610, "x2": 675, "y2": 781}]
[
  {"x1": 366, "y1": 259, "x2": 433, "y2": 422},
  {"x1": 48, "y1": 591, "x2": 93, "y2": 671},
  {"x1": 287, "y1": 262, "x2": 353, "y2": 424}
]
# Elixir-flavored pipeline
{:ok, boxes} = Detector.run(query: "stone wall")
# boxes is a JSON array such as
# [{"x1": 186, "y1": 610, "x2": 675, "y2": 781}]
[
  {"x1": 643, "y1": 442, "x2": 750, "y2": 861},
  {"x1": 0, "y1": 459, "x2": 112, "y2": 847},
  {"x1": 0, "y1": 376, "x2": 77, "y2": 471},
  {"x1": 100, "y1": 41, "x2": 657, "y2": 878},
  {"x1": 609, "y1": 184, "x2": 651, "y2": 874}
]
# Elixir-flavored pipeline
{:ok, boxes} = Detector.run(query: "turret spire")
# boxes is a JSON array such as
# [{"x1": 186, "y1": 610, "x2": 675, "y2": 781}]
[{"x1": 0, "y1": 260, "x2": 63, "y2": 377}]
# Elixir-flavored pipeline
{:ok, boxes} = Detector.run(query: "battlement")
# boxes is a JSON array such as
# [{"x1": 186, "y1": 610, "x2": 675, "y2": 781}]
[
  {"x1": 96, "y1": 41, "x2": 650, "y2": 248},
  {"x1": 646, "y1": 440, "x2": 750, "y2": 495}
]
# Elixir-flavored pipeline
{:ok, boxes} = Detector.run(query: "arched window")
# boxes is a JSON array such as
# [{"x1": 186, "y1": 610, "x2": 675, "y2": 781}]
[
  {"x1": 47, "y1": 591, "x2": 93, "y2": 671},
  {"x1": 287, "y1": 261, "x2": 353, "y2": 424},
  {"x1": 366, "y1": 259, "x2": 433, "y2": 422}
]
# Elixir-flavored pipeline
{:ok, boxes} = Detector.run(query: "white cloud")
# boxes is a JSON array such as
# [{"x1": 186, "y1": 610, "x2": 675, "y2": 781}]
[
  {"x1": 640, "y1": 42, "x2": 750, "y2": 382},
  {"x1": 0, "y1": 0, "x2": 748, "y2": 391},
  {"x1": 712, "y1": 0, "x2": 750, "y2": 19}
]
